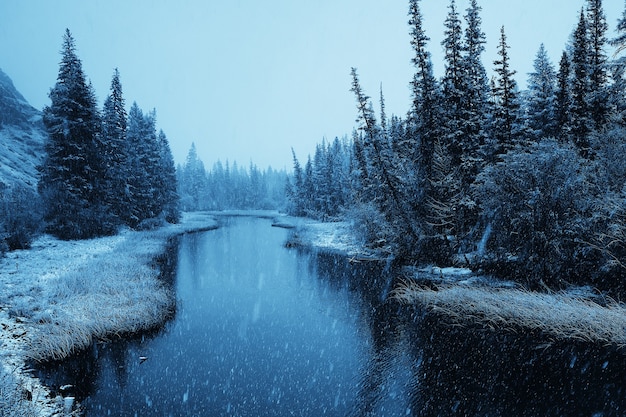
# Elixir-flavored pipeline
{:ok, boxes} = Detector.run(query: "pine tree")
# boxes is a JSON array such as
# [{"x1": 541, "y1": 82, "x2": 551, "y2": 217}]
[
  {"x1": 586, "y1": 0, "x2": 609, "y2": 131},
  {"x1": 460, "y1": 0, "x2": 489, "y2": 164},
  {"x1": 570, "y1": 9, "x2": 592, "y2": 156},
  {"x1": 555, "y1": 51, "x2": 572, "y2": 138},
  {"x1": 526, "y1": 44, "x2": 557, "y2": 140},
  {"x1": 125, "y1": 103, "x2": 163, "y2": 224},
  {"x1": 157, "y1": 129, "x2": 180, "y2": 223},
  {"x1": 180, "y1": 142, "x2": 206, "y2": 211},
  {"x1": 440, "y1": 0, "x2": 465, "y2": 165},
  {"x1": 408, "y1": 0, "x2": 441, "y2": 176},
  {"x1": 39, "y1": 29, "x2": 112, "y2": 239},
  {"x1": 489, "y1": 26, "x2": 521, "y2": 158},
  {"x1": 609, "y1": 2, "x2": 626, "y2": 126},
  {"x1": 101, "y1": 68, "x2": 129, "y2": 224}
]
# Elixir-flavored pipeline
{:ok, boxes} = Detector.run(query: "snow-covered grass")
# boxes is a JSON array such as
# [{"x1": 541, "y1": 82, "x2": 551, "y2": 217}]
[
  {"x1": 282, "y1": 218, "x2": 382, "y2": 259},
  {"x1": 393, "y1": 282, "x2": 626, "y2": 346},
  {"x1": 0, "y1": 212, "x2": 217, "y2": 416}
]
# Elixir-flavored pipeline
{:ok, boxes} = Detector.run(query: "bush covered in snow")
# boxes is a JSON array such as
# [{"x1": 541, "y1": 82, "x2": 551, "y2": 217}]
[
  {"x1": 475, "y1": 141, "x2": 603, "y2": 289},
  {"x1": 0, "y1": 185, "x2": 43, "y2": 253}
]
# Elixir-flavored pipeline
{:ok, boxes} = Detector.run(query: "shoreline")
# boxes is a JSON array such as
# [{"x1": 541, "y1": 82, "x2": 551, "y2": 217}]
[
  {"x1": 0, "y1": 212, "x2": 218, "y2": 417},
  {"x1": 288, "y1": 219, "x2": 626, "y2": 347}
]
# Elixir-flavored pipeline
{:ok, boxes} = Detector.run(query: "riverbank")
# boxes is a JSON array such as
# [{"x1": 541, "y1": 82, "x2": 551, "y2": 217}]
[
  {"x1": 0, "y1": 212, "x2": 217, "y2": 417},
  {"x1": 289, "y1": 219, "x2": 626, "y2": 348}
]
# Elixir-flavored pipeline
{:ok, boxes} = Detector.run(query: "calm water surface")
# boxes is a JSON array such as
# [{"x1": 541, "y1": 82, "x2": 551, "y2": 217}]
[{"x1": 38, "y1": 216, "x2": 626, "y2": 416}]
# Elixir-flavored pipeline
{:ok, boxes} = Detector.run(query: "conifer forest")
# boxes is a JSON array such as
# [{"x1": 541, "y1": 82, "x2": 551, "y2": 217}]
[{"x1": 287, "y1": 0, "x2": 626, "y2": 296}]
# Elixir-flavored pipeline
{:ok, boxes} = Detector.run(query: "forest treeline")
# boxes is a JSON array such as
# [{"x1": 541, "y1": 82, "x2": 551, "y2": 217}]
[
  {"x1": 1, "y1": 29, "x2": 179, "y2": 249},
  {"x1": 287, "y1": 0, "x2": 626, "y2": 295},
  {"x1": 177, "y1": 143, "x2": 287, "y2": 211}
]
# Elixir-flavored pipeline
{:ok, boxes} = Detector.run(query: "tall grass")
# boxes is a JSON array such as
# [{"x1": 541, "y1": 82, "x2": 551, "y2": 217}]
[
  {"x1": 24, "y1": 232, "x2": 177, "y2": 362},
  {"x1": 393, "y1": 282, "x2": 626, "y2": 346}
]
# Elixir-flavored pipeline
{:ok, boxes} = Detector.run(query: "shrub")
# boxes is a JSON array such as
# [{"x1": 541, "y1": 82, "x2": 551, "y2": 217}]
[
  {"x1": 0, "y1": 185, "x2": 43, "y2": 252},
  {"x1": 475, "y1": 140, "x2": 602, "y2": 289}
]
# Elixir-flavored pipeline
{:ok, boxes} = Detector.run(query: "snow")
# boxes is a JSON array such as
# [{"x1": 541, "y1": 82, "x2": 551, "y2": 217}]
[
  {"x1": 280, "y1": 217, "x2": 380, "y2": 259},
  {"x1": 0, "y1": 212, "x2": 217, "y2": 416}
]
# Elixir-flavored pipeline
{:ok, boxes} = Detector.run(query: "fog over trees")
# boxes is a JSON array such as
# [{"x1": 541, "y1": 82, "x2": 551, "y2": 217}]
[{"x1": 287, "y1": 0, "x2": 626, "y2": 295}]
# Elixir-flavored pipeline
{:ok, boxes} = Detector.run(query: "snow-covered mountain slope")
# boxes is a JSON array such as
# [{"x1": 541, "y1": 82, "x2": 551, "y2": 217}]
[{"x1": 0, "y1": 68, "x2": 46, "y2": 189}]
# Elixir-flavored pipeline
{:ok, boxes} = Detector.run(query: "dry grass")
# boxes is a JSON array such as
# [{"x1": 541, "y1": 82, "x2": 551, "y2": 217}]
[{"x1": 393, "y1": 281, "x2": 626, "y2": 346}]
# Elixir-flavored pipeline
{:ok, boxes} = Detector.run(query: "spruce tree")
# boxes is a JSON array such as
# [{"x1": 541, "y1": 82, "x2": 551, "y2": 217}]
[
  {"x1": 157, "y1": 129, "x2": 180, "y2": 223},
  {"x1": 101, "y1": 68, "x2": 129, "y2": 224},
  {"x1": 570, "y1": 9, "x2": 592, "y2": 156},
  {"x1": 609, "y1": 2, "x2": 626, "y2": 126},
  {"x1": 125, "y1": 103, "x2": 163, "y2": 224},
  {"x1": 489, "y1": 26, "x2": 521, "y2": 158},
  {"x1": 526, "y1": 44, "x2": 557, "y2": 140},
  {"x1": 555, "y1": 51, "x2": 572, "y2": 138},
  {"x1": 39, "y1": 29, "x2": 112, "y2": 239},
  {"x1": 440, "y1": 0, "x2": 465, "y2": 165},
  {"x1": 408, "y1": 0, "x2": 441, "y2": 176},
  {"x1": 460, "y1": 0, "x2": 489, "y2": 163},
  {"x1": 586, "y1": 0, "x2": 609, "y2": 131}
]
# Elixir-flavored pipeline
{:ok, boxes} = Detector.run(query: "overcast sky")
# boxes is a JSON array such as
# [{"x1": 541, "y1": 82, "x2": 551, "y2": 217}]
[{"x1": 0, "y1": 1, "x2": 623, "y2": 170}]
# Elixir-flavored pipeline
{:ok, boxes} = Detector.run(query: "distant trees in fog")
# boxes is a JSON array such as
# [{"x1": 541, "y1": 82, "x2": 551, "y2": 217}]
[{"x1": 178, "y1": 143, "x2": 287, "y2": 212}]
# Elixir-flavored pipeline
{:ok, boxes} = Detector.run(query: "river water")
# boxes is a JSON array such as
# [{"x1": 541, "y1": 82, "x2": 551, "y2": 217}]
[{"x1": 38, "y1": 216, "x2": 626, "y2": 416}]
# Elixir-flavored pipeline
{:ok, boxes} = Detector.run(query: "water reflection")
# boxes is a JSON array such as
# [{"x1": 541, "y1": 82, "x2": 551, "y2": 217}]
[{"x1": 35, "y1": 217, "x2": 626, "y2": 416}]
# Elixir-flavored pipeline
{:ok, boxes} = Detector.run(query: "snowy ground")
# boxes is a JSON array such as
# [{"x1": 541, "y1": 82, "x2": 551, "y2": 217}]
[
  {"x1": 0, "y1": 212, "x2": 217, "y2": 417},
  {"x1": 277, "y1": 217, "x2": 383, "y2": 260}
]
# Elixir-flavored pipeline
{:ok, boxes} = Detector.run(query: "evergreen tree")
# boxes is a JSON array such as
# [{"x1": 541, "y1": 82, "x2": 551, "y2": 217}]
[
  {"x1": 156, "y1": 129, "x2": 180, "y2": 223},
  {"x1": 101, "y1": 68, "x2": 129, "y2": 224},
  {"x1": 125, "y1": 103, "x2": 163, "y2": 224},
  {"x1": 408, "y1": 0, "x2": 442, "y2": 177},
  {"x1": 586, "y1": 0, "x2": 609, "y2": 131},
  {"x1": 555, "y1": 51, "x2": 572, "y2": 138},
  {"x1": 350, "y1": 68, "x2": 419, "y2": 252},
  {"x1": 39, "y1": 29, "x2": 112, "y2": 239},
  {"x1": 179, "y1": 142, "x2": 206, "y2": 211},
  {"x1": 440, "y1": 0, "x2": 465, "y2": 165},
  {"x1": 570, "y1": 9, "x2": 592, "y2": 156},
  {"x1": 526, "y1": 44, "x2": 558, "y2": 140},
  {"x1": 489, "y1": 26, "x2": 521, "y2": 159},
  {"x1": 460, "y1": 0, "x2": 489, "y2": 167},
  {"x1": 609, "y1": 2, "x2": 626, "y2": 126}
]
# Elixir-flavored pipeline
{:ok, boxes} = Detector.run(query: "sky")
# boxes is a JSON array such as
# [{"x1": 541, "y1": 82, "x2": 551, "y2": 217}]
[{"x1": 0, "y1": 0, "x2": 624, "y2": 171}]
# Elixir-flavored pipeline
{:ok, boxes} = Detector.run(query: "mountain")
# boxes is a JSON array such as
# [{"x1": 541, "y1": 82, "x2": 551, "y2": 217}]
[{"x1": 0, "y1": 68, "x2": 46, "y2": 189}]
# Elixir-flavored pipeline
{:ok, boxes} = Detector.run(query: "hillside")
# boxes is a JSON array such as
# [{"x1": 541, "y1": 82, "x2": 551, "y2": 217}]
[{"x1": 0, "y1": 68, "x2": 46, "y2": 189}]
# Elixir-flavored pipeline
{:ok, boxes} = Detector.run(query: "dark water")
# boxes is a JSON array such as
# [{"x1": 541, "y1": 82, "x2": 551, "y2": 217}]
[{"x1": 38, "y1": 216, "x2": 626, "y2": 416}]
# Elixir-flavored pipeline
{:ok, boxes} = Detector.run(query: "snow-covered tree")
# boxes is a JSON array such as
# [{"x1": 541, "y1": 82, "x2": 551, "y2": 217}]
[
  {"x1": 156, "y1": 129, "x2": 180, "y2": 223},
  {"x1": 488, "y1": 26, "x2": 522, "y2": 159},
  {"x1": 555, "y1": 51, "x2": 573, "y2": 138},
  {"x1": 459, "y1": 0, "x2": 489, "y2": 168},
  {"x1": 586, "y1": 0, "x2": 610, "y2": 131},
  {"x1": 526, "y1": 44, "x2": 557, "y2": 140},
  {"x1": 570, "y1": 9, "x2": 592, "y2": 156},
  {"x1": 407, "y1": 0, "x2": 442, "y2": 177},
  {"x1": 609, "y1": 2, "x2": 626, "y2": 126},
  {"x1": 39, "y1": 29, "x2": 113, "y2": 239},
  {"x1": 179, "y1": 142, "x2": 206, "y2": 211},
  {"x1": 101, "y1": 68, "x2": 129, "y2": 225}
]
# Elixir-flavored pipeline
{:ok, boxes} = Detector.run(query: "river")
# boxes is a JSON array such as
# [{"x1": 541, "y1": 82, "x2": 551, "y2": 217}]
[{"x1": 38, "y1": 216, "x2": 626, "y2": 416}]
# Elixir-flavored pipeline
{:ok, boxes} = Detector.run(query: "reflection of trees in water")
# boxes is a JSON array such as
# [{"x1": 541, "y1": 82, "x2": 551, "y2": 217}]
[
  {"x1": 309, "y1": 250, "x2": 626, "y2": 417},
  {"x1": 309, "y1": 250, "x2": 420, "y2": 416}
]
